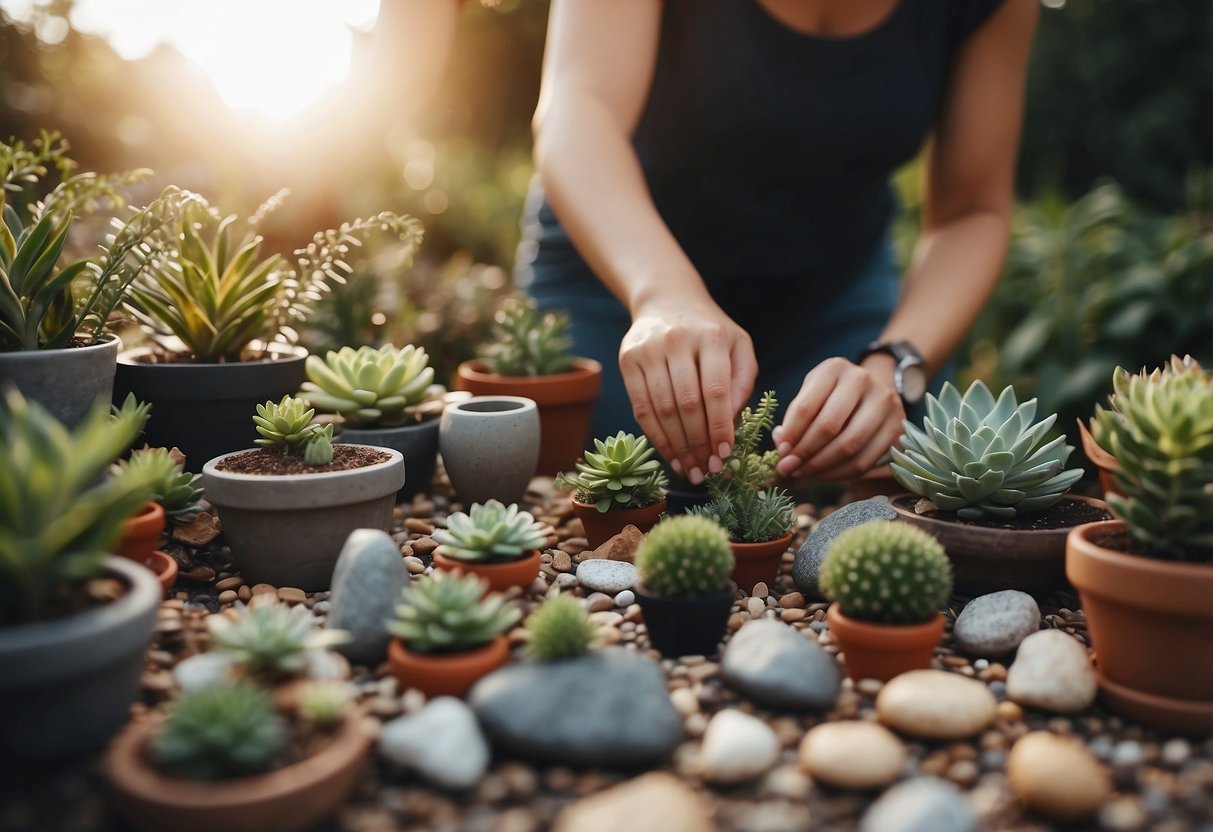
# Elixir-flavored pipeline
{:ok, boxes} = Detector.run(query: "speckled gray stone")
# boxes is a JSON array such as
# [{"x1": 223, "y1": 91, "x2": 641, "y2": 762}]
[
  {"x1": 792, "y1": 497, "x2": 897, "y2": 597},
  {"x1": 327, "y1": 529, "x2": 408, "y2": 664},
  {"x1": 860, "y1": 778, "x2": 978, "y2": 832},
  {"x1": 953, "y1": 590, "x2": 1041, "y2": 657},
  {"x1": 1007, "y1": 630, "x2": 1097, "y2": 713},
  {"x1": 379, "y1": 697, "x2": 489, "y2": 789},
  {"x1": 720, "y1": 619, "x2": 841, "y2": 711},
  {"x1": 576, "y1": 559, "x2": 638, "y2": 594}
]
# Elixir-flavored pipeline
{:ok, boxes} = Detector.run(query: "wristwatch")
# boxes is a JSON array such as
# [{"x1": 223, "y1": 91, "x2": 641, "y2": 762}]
[{"x1": 859, "y1": 340, "x2": 927, "y2": 407}]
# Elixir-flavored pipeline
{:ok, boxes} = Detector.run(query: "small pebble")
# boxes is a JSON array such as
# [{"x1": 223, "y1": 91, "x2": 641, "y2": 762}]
[
  {"x1": 778, "y1": 592, "x2": 805, "y2": 609},
  {"x1": 217, "y1": 590, "x2": 237, "y2": 605},
  {"x1": 746, "y1": 597, "x2": 765, "y2": 618},
  {"x1": 614, "y1": 589, "x2": 635, "y2": 607},
  {"x1": 781, "y1": 608, "x2": 807, "y2": 623},
  {"x1": 404, "y1": 556, "x2": 425, "y2": 574},
  {"x1": 1007, "y1": 731, "x2": 1111, "y2": 821},
  {"x1": 700, "y1": 709, "x2": 781, "y2": 783},
  {"x1": 277, "y1": 586, "x2": 307, "y2": 604},
  {"x1": 584, "y1": 593, "x2": 614, "y2": 613},
  {"x1": 876, "y1": 670, "x2": 997, "y2": 740},
  {"x1": 799, "y1": 721, "x2": 906, "y2": 789},
  {"x1": 751, "y1": 581, "x2": 769, "y2": 599},
  {"x1": 251, "y1": 583, "x2": 277, "y2": 596}
]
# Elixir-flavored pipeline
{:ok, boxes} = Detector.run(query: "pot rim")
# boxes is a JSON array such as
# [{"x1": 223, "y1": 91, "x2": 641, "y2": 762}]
[
  {"x1": 201, "y1": 446, "x2": 405, "y2": 510},
  {"x1": 456, "y1": 357, "x2": 603, "y2": 386},
  {"x1": 0, "y1": 331, "x2": 121, "y2": 359},
  {"x1": 443, "y1": 395, "x2": 539, "y2": 417},
  {"x1": 729, "y1": 532, "x2": 793, "y2": 556},
  {"x1": 890, "y1": 492, "x2": 1109, "y2": 539},
  {"x1": 571, "y1": 496, "x2": 668, "y2": 514},
  {"x1": 634, "y1": 579, "x2": 736, "y2": 604},
  {"x1": 124, "y1": 501, "x2": 166, "y2": 532},
  {"x1": 432, "y1": 548, "x2": 541, "y2": 571},
  {"x1": 117, "y1": 341, "x2": 307, "y2": 369},
  {"x1": 388, "y1": 634, "x2": 509, "y2": 672}
]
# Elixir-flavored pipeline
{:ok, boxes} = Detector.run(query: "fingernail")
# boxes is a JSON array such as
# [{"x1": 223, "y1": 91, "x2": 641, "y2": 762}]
[
  {"x1": 718, "y1": 442, "x2": 731, "y2": 458},
  {"x1": 778, "y1": 442, "x2": 792, "y2": 455},
  {"x1": 772, "y1": 426, "x2": 783, "y2": 441},
  {"x1": 670, "y1": 459, "x2": 683, "y2": 475},
  {"x1": 689, "y1": 467, "x2": 704, "y2": 485},
  {"x1": 708, "y1": 455, "x2": 723, "y2": 474},
  {"x1": 777, "y1": 455, "x2": 801, "y2": 476}
]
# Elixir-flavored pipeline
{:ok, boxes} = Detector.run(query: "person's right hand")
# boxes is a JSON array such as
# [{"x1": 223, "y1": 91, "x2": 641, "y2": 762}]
[{"x1": 618, "y1": 298, "x2": 758, "y2": 484}]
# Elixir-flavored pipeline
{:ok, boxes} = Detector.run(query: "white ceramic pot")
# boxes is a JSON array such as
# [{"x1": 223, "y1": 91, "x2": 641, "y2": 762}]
[{"x1": 439, "y1": 396, "x2": 539, "y2": 506}]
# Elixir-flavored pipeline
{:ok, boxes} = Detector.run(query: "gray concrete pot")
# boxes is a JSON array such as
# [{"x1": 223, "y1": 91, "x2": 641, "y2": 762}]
[
  {"x1": 337, "y1": 418, "x2": 439, "y2": 502},
  {"x1": 439, "y1": 396, "x2": 539, "y2": 506},
  {"x1": 0, "y1": 335, "x2": 120, "y2": 428},
  {"x1": 202, "y1": 446, "x2": 405, "y2": 591},
  {"x1": 0, "y1": 556, "x2": 160, "y2": 758}
]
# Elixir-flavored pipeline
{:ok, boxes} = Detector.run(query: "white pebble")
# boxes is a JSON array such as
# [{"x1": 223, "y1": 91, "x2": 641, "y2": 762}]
[{"x1": 614, "y1": 589, "x2": 635, "y2": 607}]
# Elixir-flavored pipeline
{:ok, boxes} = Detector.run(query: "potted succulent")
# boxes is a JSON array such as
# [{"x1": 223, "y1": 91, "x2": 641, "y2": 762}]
[
  {"x1": 455, "y1": 297, "x2": 602, "y2": 476},
  {"x1": 117, "y1": 189, "x2": 423, "y2": 466},
  {"x1": 1067, "y1": 359, "x2": 1213, "y2": 734},
  {"x1": 386, "y1": 570, "x2": 520, "y2": 698},
  {"x1": 634, "y1": 515, "x2": 736, "y2": 658},
  {"x1": 201, "y1": 396, "x2": 404, "y2": 591},
  {"x1": 687, "y1": 391, "x2": 795, "y2": 592},
  {"x1": 299, "y1": 343, "x2": 445, "y2": 501},
  {"x1": 820, "y1": 521, "x2": 954, "y2": 682},
  {"x1": 0, "y1": 389, "x2": 160, "y2": 757},
  {"x1": 112, "y1": 446, "x2": 204, "y2": 591},
  {"x1": 555, "y1": 430, "x2": 669, "y2": 548},
  {"x1": 431, "y1": 499, "x2": 549, "y2": 594},
  {"x1": 889, "y1": 379, "x2": 1106, "y2": 595}
]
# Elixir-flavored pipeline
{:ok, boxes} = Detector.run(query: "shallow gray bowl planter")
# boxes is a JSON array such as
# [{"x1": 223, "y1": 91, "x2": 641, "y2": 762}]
[
  {"x1": 337, "y1": 418, "x2": 440, "y2": 502},
  {"x1": 0, "y1": 556, "x2": 159, "y2": 758},
  {"x1": 0, "y1": 335, "x2": 120, "y2": 428},
  {"x1": 439, "y1": 396, "x2": 539, "y2": 506},
  {"x1": 202, "y1": 446, "x2": 405, "y2": 591}
]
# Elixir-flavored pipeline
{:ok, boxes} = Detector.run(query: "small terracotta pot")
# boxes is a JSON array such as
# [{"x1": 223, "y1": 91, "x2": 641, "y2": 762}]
[
  {"x1": 1076, "y1": 419, "x2": 1122, "y2": 498},
  {"x1": 144, "y1": 551, "x2": 179, "y2": 593},
  {"x1": 1066, "y1": 520, "x2": 1213, "y2": 735},
  {"x1": 432, "y1": 549, "x2": 542, "y2": 595},
  {"x1": 114, "y1": 502, "x2": 166, "y2": 562},
  {"x1": 572, "y1": 498, "x2": 667, "y2": 550},
  {"x1": 388, "y1": 635, "x2": 510, "y2": 698},
  {"x1": 730, "y1": 533, "x2": 792, "y2": 594},
  {"x1": 104, "y1": 712, "x2": 373, "y2": 832},
  {"x1": 635, "y1": 582, "x2": 735, "y2": 659},
  {"x1": 826, "y1": 604, "x2": 944, "y2": 683}
]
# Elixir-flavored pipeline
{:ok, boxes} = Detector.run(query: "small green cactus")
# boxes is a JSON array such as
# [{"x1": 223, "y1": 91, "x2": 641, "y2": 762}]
[
  {"x1": 524, "y1": 594, "x2": 597, "y2": 661},
  {"x1": 115, "y1": 447, "x2": 205, "y2": 525},
  {"x1": 555, "y1": 431, "x2": 668, "y2": 513},
  {"x1": 818, "y1": 521, "x2": 953, "y2": 625},
  {"x1": 481, "y1": 297, "x2": 575, "y2": 376},
  {"x1": 300, "y1": 344, "x2": 437, "y2": 428},
  {"x1": 295, "y1": 680, "x2": 354, "y2": 729},
  {"x1": 635, "y1": 515, "x2": 735, "y2": 597},
  {"x1": 207, "y1": 598, "x2": 350, "y2": 681},
  {"x1": 151, "y1": 682, "x2": 287, "y2": 780},
  {"x1": 432, "y1": 500, "x2": 548, "y2": 563},
  {"x1": 387, "y1": 570, "x2": 519, "y2": 653}
]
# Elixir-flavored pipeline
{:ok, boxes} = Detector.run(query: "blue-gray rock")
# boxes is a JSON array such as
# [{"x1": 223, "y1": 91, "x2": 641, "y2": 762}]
[
  {"x1": 379, "y1": 697, "x2": 489, "y2": 790},
  {"x1": 792, "y1": 497, "x2": 896, "y2": 597},
  {"x1": 860, "y1": 778, "x2": 978, "y2": 832},
  {"x1": 953, "y1": 590, "x2": 1040, "y2": 657},
  {"x1": 327, "y1": 529, "x2": 409, "y2": 664},
  {"x1": 469, "y1": 648, "x2": 682, "y2": 767},
  {"x1": 720, "y1": 619, "x2": 841, "y2": 711}
]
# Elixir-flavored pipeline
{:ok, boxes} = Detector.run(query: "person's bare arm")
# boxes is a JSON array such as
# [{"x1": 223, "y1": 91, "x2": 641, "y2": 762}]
[
  {"x1": 774, "y1": 0, "x2": 1039, "y2": 480},
  {"x1": 365, "y1": 0, "x2": 462, "y2": 118}
]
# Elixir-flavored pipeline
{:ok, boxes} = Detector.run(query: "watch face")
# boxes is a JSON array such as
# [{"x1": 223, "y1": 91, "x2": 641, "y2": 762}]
[{"x1": 899, "y1": 364, "x2": 928, "y2": 405}]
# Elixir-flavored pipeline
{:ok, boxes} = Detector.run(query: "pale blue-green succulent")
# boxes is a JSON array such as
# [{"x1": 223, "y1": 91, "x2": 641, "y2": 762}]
[
  {"x1": 300, "y1": 344, "x2": 436, "y2": 428},
  {"x1": 432, "y1": 500, "x2": 548, "y2": 563},
  {"x1": 555, "y1": 431, "x2": 667, "y2": 513}
]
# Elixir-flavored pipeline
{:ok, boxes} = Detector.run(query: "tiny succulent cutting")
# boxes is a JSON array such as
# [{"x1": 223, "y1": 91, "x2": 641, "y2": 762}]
[
  {"x1": 480, "y1": 297, "x2": 575, "y2": 376},
  {"x1": 890, "y1": 380, "x2": 1084, "y2": 521},
  {"x1": 207, "y1": 598, "x2": 350, "y2": 681},
  {"x1": 253, "y1": 395, "x2": 334, "y2": 465},
  {"x1": 113, "y1": 447, "x2": 204, "y2": 526},
  {"x1": 432, "y1": 499, "x2": 548, "y2": 563},
  {"x1": 819, "y1": 521, "x2": 953, "y2": 625},
  {"x1": 635, "y1": 515, "x2": 735, "y2": 597},
  {"x1": 555, "y1": 431, "x2": 668, "y2": 513},
  {"x1": 294, "y1": 680, "x2": 354, "y2": 729},
  {"x1": 387, "y1": 570, "x2": 519, "y2": 653},
  {"x1": 524, "y1": 594, "x2": 596, "y2": 661},
  {"x1": 151, "y1": 682, "x2": 287, "y2": 781},
  {"x1": 300, "y1": 343, "x2": 438, "y2": 428}
]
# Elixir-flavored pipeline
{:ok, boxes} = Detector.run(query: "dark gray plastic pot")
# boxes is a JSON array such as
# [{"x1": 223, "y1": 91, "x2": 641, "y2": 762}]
[
  {"x1": 0, "y1": 335, "x2": 120, "y2": 428},
  {"x1": 0, "y1": 556, "x2": 160, "y2": 758},
  {"x1": 337, "y1": 418, "x2": 440, "y2": 502}
]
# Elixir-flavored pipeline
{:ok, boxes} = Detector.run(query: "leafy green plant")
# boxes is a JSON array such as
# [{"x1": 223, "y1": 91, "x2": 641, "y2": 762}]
[
  {"x1": 819, "y1": 521, "x2": 953, "y2": 625},
  {"x1": 386, "y1": 570, "x2": 519, "y2": 653},
  {"x1": 151, "y1": 682, "x2": 287, "y2": 781},
  {"x1": 253, "y1": 395, "x2": 334, "y2": 465},
  {"x1": 635, "y1": 515, "x2": 734, "y2": 598},
  {"x1": 555, "y1": 431, "x2": 668, "y2": 513},
  {"x1": 300, "y1": 343, "x2": 437, "y2": 428},
  {"x1": 295, "y1": 680, "x2": 354, "y2": 729},
  {"x1": 890, "y1": 380, "x2": 1084, "y2": 521},
  {"x1": 480, "y1": 296, "x2": 574, "y2": 376},
  {"x1": 114, "y1": 447, "x2": 204, "y2": 526},
  {"x1": 524, "y1": 594, "x2": 596, "y2": 661},
  {"x1": 432, "y1": 499, "x2": 547, "y2": 563},
  {"x1": 207, "y1": 598, "x2": 349, "y2": 681}
]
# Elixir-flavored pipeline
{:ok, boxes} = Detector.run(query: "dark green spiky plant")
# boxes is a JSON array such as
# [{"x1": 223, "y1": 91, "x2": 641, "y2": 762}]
[
  {"x1": 635, "y1": 515, "x2": 734, "y2": 597},
  {"x1": 114, "y1": 447, "x2": 204, "y2": 526},
  {"x1": 151, "y1": 682, "x2": 287, "y2": 780},
  {"x1": 480, "y1": 297, "x2": 574, "y2": 376},
  {"x1": 555, "y1": 431, "x2": 668, "y2": 513},
  {"x1": 387, "y1": 570, "x2": 519, "y2": 653},
  {"x1": 524, "y1": 594, "x2": 596, "y2": 661}
]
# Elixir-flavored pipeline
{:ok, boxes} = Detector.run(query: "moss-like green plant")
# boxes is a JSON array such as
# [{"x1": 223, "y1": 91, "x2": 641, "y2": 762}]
[
  {"x1": 386, "y1": 570, "x2": 519, "y2": 653},
  {"x1": 635, "y1": 515, "x2": 735, "y2": 598},
  {"x1": 555, "y1": 431, "x2": 668, "y2": 513},
  {"x1": 295, "y1": 680, "x2": 353, "y2": 729},
  {"x1": 114, "y1": 447, "x2": 204, "y2": 526},
  {"x1": 252, "y1": 395, "x2": 333, "y2": 465},
  {"x1": 524, "y1": 594, "x2": 597, "y2": 661},
  {"x1": 432, "y1": 500, "x2": 548, "y2": 563},
  {"x1": 480, "y1": 297, "x2": 574, "y2": 376},
  {"x1": 818, "y1": 521, "x2": 953, "y2": 624},
  {"x1": 207, "y1": 599, "x2": 349, "y2": 681},
  {"x1": 151, "y1": 682, "x2": 287, "y2": 781},
  {"x1": 300, "y1": 344, "x2": 437, "y2": 428}
]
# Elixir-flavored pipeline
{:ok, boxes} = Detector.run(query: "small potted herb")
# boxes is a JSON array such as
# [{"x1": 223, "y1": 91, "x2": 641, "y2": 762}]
[
  {"x1": 431, "y1": 499, "x2": 548, "y2": 593},
  {"x1": 634, "y1": 515, "x2": 736, "y2": 658},
  {"x1": 555, "y1": 431, "x2": 668, "y2": 548},
  {"x1": 820, "y1": 521, "x2": 954, "y2": 682},
  {"x1": 112, "y1": 446, "x2": 204, "y2": 591}
]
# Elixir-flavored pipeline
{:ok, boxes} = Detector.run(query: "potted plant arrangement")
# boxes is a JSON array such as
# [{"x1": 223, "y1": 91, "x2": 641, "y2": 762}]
[
  {"x1": 201, "y1": 396, "x2": 404, "y2": 590},
  {"x1": 386, "y1": 570, "x2": 520, "y2": 698},
  {"x1": 0, "y1": 389, "x2": 161, "y2": 757},
  {"x1": 555, "y1": 430, "x2": 668, "y2": 548},
  {"x1": 298, "y1": 342, "x2": 446, "y2": 501},
  {"x1": 819, "y1": 521, "x2": 954, "y2": 682},
  {"x1": 634, "y1": 515, "x2": 736, "y2": 658},
  {"x1": 687, "y1": 391, "x2": 795, "y2": 592},
  {"x1": 431, "y1": 499, "x2": 549, "y2": 594},
  {"x1": 1067, "y1": 358, "x2": 1213, "y2": 733},
  {"x1": 455, "y1": 297, "x2": 602, "y2": 476},
  {"x1": 112, "y1": 446, "x2": 204, "y2": 591},
  {"x1": 889, "y1": 379, "x2": 1106, "y2": 595}
]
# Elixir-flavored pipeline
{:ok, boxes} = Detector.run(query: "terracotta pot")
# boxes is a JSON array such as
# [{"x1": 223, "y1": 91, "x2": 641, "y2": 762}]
[
  {"x1": 1076, "y1": 418, "x2": 1122, "y2": 498},
  {"x1": 827, "y1": 604, "x2": 944, "y2": 683},
  {"x1": 1066, "y1": 520, "x2": 1213, "y2": 734},
  {"x1": 455, "y1": 358, "x2": 602, "y2": 477},
  {"x1": 105, "y1": 712, "x2": 373, "y2": 832},
  {"x1": 387, "y1": 635, "x2": 510, "y2": 698},
  {"x1": 144, "y1": 550, "x2": 179, "y2": 593},
  {"x1": 114, "y1": 502, "x2": 166, "y2": 562},
  {"x1": 890, "y1": 493, "x2": 1109, "y2": 597},
  {"x1": 432, "y1": 549, "x2": 542, "y2": 595},
  {"x1": 729, "y1": 533, "x2": 792, "y2": 594},
  {"x1": 635, "y1": 582, "x2": 735, "y2": 659},
  {"x1": 572, "y1": 498, "x2": 666, "y2": 549}
]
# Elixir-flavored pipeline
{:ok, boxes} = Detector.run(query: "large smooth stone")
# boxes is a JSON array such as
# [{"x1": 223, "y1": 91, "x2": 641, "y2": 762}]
[
  {"x1": 876, "y1": 670, "x2": 997, "y2": 740},
  {"x1": 1006, "y1": 629, "x2": 1097, "y2": 713},
  {"x1": 327, "y1": 529, "x2": 409, "y2": 665},
  {"x1": 700, "y1": 709, "x2": 780, "y2": 784},
  {"x1": 953, "y1": 590, "x2": 1040, "y2": 657},
  {"x1": 720, "y1": 619, "x2": 841, "y2": 711},
  {"x1": 1008, "y1": 731, "x2": 1111, "y2": 821},
  {"x1": 378, "y1": 697, "x2": 489, "y2": 790},
  {"x1": 553, "y1": 772, "x2": 714, "y2": 832},
  {"x1": 799, "y1": 721, "x2": 906, "y2": 790},
  {"x1": 469, "y1": 648, "x2": 682, "y2": 767},
  {"x1": 576, "y1": 559, "x2": 638, "y2": 594},
  {"x1": 859, "y1": 778, "x2": 977, "y2": 832},
  {"x1": 792, "y1": 497, "x2": 896, "y2": 597}
]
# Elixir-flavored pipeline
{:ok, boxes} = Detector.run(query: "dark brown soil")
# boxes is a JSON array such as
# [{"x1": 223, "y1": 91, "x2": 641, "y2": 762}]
[
  {"x1": 215, "y1": 446, "x2": 391, "y2": 475},
  {"x1": 920, "y1": 496, "x2": 1111, "y2": 531},
  {"x1": 2, "y1": 576, "x2": 129, "y2": 627}
]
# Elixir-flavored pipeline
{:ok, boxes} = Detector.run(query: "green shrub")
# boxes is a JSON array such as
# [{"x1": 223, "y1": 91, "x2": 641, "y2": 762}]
[
  {"x1": 432, "y1": 500, "x2": 547, "y2": 563},
  {"x1": 300, "y1": 344, "x2": 437, "y2": 428},
  {"x1": 207, "y1": 599, "x2": 349, "y2": 681},
  {"x1": 635, "y1": 515, "x2": 734, "y2": 597},
  {"x1": 555, "y1": 431, "x2": 668, "y2": 513},
  {"x1": 387, "y1": 570, "x2": 519, "y2": 653},
  {"x1": 151, "y1": 682, "x2": 287, "y2": 780},
  {"x1": 524, "y1": 594, "x2": 596, "y2": 661},
  {"x1": 480, "y1": 297, "x2": 574, "y2": 376}
]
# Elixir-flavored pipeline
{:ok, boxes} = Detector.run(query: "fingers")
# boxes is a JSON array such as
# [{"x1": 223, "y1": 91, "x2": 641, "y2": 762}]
[
  {"x1": 791, "y1": 387, "x2": 903, "y2": 480},
  {"x1": 700, "y1": 339, "x2": 738, "y2": 471},
  {"x1": 802, "y1": 412, "x2": 904, "y2": 481},
  {"x1": 729, "y1": 335, "x2": 758, "y2": 418},
  {"x1": 775, "y1": 358, "x2": 861, "y2": 476}
]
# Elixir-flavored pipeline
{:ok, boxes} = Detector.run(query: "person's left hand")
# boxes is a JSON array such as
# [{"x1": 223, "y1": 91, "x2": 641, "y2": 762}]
[{"x1": 772, "y1": 356, "x2": 906, "y2": 481}]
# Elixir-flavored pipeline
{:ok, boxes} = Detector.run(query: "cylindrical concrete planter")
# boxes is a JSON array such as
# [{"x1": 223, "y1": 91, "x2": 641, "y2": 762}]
[
  {"x1": 202, "y1": 447, "x2": 405, "y2": 591},
  {"x1": 0, "y1": 556, "x2": 160, "y2": 758},
  {"x1": 337, "y1": 419, "x2": 439, "y2": 502},
  {"x1": 0, "y1": 335, "x2": 120, "y2": 428},
  {"x1": 439, "y1": 396, "x2": 539, "y2": 506}
]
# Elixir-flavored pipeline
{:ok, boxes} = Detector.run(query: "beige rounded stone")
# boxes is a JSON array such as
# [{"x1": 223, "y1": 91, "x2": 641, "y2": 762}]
[
  {"x1": 876, "y1": 669, "x2": 997, "y2": 740},
  {"x1": 799, "y1": 721, "x2": 906, "y2": 789},
  {"x1": 1008, "y1": 731, "x2": 1111, "y2": 821},
  {"x1": 553, "y1": 772, "x2": 714, "y2": 832}
]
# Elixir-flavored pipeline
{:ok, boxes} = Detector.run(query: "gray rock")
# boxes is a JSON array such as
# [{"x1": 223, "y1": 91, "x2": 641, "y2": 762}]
[
  {"x1": 173, "y1": 652, "x2": 236, "y2": 692},
  {"x1": 1007, "y1": 630, "x2": 1097, "y2": 713},
  {"x1": 792, "y1": 497, "x2": 896, "y2": 597},
  {"x1": 699, "y1": 709, "x2": 780, "y2": 783},
  {"x1": 860, "y1": 778, "x2": 978, "y2": 832},
  {"x1": 470, "y1": 648, "x2": 683, "y2": 767},
  {"x1": 720, "y1": 619, "x2": 841, "y2": 711},
  {"x1": 953, "y1": 590, "x2": 1041, "y2": 657},
  {"x1": 327, "y1": 529, "x2": 409, "y2": 664},
  {"x1": 576, "y1": 560, "x2": 638, "y2": 594},
  {"x1": 379, "y1": 697, "x2": 489, "y2": 790}
]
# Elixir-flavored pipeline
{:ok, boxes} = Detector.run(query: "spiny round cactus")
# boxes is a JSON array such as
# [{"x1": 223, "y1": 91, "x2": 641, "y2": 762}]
[
  {"x1": 253, "y1": 395, "x2": 330, "y2": 462},
  {"x1": 432, "y1": 499, "x2": 548, "y2": 563},
  {"x1": 115, "y1": 447, "x2": 205, "y2": 525},
  {"x1": 635, "y1": 515, "x2": 735, "y2": 597},
  {"x1": 481, "y1": 297, "x2": 575, "y2": 376},
  {"x1": 890, "y1": 380, "x2": 1084, "y2": 521},
  {"x1": 555, "y1": 431, "x2": 668, "y2": 512},
  {"x1": 151, "y1": 682, "x2": 287, "y2": 780},
  {"x1": 524, "y1": 594, "x2": 597, "y2": 661},
  {"x1": 387, "y1": 570, "x2": 519, "y2": 653},
  {"x1": 819, "y1": 521, "x2": 953, "y2": 625},
  {"x1": 207, "y1": 597, "x2": 350, "y2": 680},
  {"x1": 300, "y1": 344, "x2": 436, "y2": 428}
]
